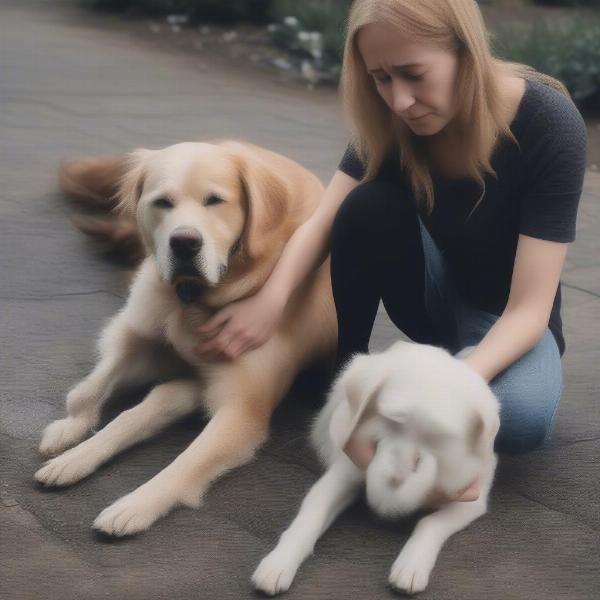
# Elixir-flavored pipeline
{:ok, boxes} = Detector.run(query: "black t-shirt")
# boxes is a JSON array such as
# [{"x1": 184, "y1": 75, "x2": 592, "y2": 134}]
[{"x1": 338, "y1": 79, "x2": 587, "y2": 356}]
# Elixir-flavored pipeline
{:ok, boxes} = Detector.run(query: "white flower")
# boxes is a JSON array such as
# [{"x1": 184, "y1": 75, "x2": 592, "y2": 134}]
[{"x1": 284, "y1": 16, "x2": 300, "y2": 28}]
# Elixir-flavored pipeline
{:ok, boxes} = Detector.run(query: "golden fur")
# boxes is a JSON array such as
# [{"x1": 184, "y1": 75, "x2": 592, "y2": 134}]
[{"x1": 35, "y1": 140, "x2": 337, "y2": 537}]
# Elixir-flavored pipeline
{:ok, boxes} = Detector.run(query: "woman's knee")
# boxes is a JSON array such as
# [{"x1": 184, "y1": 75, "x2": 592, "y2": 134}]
[
  {"x1": 494, "y1": 401, "x2": 558, "y2": 454},
  {"x1": 331, "y1": 180, "x2": 416, "y2": 253},
  {"x1": 492, "y1": 362, "x2": 562, "y2": 453}
]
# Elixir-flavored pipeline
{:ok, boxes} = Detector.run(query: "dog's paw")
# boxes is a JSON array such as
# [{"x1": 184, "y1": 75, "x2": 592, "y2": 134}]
[
  {"x1": 388, "y1": 541, "x2": 435, "y2": 595},
  {"x1": 93, "y1": 486, "x2": 176, "y2": 537},
  {"x1": 34, "y1": 445, "x2": 100, "y2": 487},
  {"x1": 251, "y1": 547, "x2": 300, "y2": 596},
  {"x1": 39, "y1": 416, "x2": 92, "y2": 456}
]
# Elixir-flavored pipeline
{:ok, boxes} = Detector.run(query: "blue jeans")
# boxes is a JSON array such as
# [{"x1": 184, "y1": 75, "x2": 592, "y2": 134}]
[{"x1": 418, "y1": 218, "x2": 563, "y2": 454}]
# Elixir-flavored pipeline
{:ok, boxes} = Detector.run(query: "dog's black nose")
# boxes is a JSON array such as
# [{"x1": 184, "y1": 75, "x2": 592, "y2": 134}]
[{"x1": 170, "y1": 230, "x2": 202, "y2": 260}]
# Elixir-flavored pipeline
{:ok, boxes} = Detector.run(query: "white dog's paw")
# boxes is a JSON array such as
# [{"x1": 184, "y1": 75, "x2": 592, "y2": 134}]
[
  {"x1": 389, "y1": 543, "x2": 435, "y2": 595},
  {"x1": 251, "y1": 547, "x2": 300, "y2": 596},
  {"x1": 34, "y1": 445, "x2": 100, "y2": 487},
  {"x1": 39, "y1": 416, "x2": 92, "y2": 456},
  {"x1": 93, "y1": 485, "x2": 177, "y2": 537}
]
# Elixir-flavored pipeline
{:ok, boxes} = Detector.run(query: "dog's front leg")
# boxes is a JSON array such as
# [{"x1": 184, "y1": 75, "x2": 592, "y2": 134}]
[
  {"x1": 35, "y1": 379, "x2": 200, "y2": 487},
  {"x1": 252, "y1": 456, "x2": 363, "y2": 596},
  {"x1": 39, "y1": 314, "x2": 155, "y2": 457},
  {"x1": 388, "y1": 460, "x2": 496, "y2": 594},
  {"x1": 92, "y1": 400, "x2": 270, "y2": 537}
]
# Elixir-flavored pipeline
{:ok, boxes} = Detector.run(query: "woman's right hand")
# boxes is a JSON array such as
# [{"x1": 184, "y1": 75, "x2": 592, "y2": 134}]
[
  {"x1": 193, "y1": 289, "x2": 287, "y2": 362},
  {"x1": 191, "y1": 171, "x2": 358, "y2": 362}
]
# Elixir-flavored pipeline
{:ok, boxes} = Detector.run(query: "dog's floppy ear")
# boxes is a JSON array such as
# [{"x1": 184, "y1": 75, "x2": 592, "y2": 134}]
[
  {"x1": 228, "y1": 143, "x2": 291, "y2": 260},
  {"x1": 469, "y1": 409, "x2": 500, "y2": 454},
  {"x1": 337, "y1": 358, "x2": 390, "y2": 467},
  {"x1": 378, "y1": 395, "x2": 409, "y2": 425},
  {"x1": 115, "y1": 148, "x2": 155, "y2": 217}
]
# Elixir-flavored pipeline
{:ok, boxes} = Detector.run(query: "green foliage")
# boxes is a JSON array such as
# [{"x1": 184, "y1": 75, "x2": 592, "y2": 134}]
[
  {"x1": 83, "y1": 0, "x2": 272, "y2": 23},
  {"x1": 269, "y1": 0, "x2": 352, "y2": 64},
  {"x1": 532, "y1": 1, "x2": 599, "y2": 7},
  {"x1": 493, "y1": 13, "x2": 600, "y2": 102}
]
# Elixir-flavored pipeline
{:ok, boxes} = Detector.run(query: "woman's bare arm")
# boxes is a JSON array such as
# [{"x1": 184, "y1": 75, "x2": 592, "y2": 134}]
[
  {"x1": 194, "y1": 169, "x2": 360, "y2": 360},
  {"x1": 260, "y1": 169, "x2": 360, "y2": 307}
]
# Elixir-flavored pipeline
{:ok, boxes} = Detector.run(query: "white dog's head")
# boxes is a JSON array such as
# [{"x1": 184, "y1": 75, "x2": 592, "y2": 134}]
[
  {"x1": 115, "y1": 141, "x2": 292, "y2": 293},
  {"x1": 329, "y1": 341, "x2": 500, "y2": 517}
]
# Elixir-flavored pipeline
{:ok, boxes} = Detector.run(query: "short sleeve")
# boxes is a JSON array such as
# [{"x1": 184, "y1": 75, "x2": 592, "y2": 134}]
[
  {"x1": 518, "y1": 93, "x2": 587, "y2": 243},
  {"x1": 338, "y1": 142, "x2": 366, "y2": 181}
]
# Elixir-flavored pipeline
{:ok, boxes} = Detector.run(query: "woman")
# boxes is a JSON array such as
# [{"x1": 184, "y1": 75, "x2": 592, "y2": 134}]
[{"x1": 193, "y1": 0, "x2": 587, "y2": 466}]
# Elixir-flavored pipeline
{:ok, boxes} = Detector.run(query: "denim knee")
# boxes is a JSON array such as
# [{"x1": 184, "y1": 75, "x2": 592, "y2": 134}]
[
  {"x1": 494, "y1": 394, "x2": 558, "y2": 454},
  {"x1": 491, "y1": 333, "x2": 563, "y2": 454}
]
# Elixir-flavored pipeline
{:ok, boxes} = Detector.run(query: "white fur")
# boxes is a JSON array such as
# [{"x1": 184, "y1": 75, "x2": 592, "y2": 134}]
[{"x1": 253, "y1": 340, "x2": 500, "y2": 595}]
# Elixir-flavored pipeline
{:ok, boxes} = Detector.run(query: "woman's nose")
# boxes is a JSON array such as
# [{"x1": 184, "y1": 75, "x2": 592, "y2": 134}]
[{"x1": 391, "y1": 80, "x2": 416, "y2": 114}]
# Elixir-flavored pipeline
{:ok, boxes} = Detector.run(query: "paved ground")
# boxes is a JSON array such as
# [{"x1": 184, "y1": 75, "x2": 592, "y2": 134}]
[{"x1": 1, "y1": 2, "x2": 599, "y2": 599}]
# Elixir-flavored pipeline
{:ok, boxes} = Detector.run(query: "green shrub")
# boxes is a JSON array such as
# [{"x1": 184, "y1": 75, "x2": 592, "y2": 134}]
[
  {"x1": 83, "y1": 0, "x2": 272, "y2": 23},
  {"x1": 532, "y1": 1, "x2": 599, "y2": 7},
  {"x1": 269, "y1": 0, "x2": 351, "y2": 65},
  {"x1": 493, "y1": 13, "x2": 600, "y2": 102}
]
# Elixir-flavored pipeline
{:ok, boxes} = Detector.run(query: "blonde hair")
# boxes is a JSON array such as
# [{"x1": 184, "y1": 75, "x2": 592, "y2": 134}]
[{"x1": 340, "y1": 0, "x2": 570, "y2": 216}]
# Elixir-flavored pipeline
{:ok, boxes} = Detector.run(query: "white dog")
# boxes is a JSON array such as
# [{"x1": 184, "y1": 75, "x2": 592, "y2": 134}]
[{"x1": 252, "y1": 340, "x2": 500, "y2": 595}]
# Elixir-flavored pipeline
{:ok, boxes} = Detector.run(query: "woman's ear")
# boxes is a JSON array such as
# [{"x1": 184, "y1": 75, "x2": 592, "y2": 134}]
[
  {"x1": 115, "y1": 148, "x2": 155, "y2": 217},
  {"x1": 225, "y1": 142, "x2": 291, "y2": 261}
]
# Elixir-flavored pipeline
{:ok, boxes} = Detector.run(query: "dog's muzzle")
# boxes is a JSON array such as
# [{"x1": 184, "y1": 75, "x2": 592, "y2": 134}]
[{"x1": 170, "y1": 228, "x2": 203, "y2": 261}]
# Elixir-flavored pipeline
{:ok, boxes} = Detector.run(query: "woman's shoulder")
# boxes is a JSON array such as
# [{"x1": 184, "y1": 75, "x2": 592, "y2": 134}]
[
  {"x1": 515, "y1": 79, "x2": 587, "y2": 149},
  {"x1": 337, "y1": 141, "x2": 403, "y2": 182}
]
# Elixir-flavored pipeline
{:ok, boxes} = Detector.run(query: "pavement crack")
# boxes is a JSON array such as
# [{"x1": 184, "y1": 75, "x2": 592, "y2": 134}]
[
  {"x1": 552, "y1": 435, "x2": 600, "y2": 447},
  {"x1": 0, "y1": 290, "x2": 125, "y2": 301},
  {"x1": 505, "y1": 484, "x2": 600, "y2": 533},
  {"x1": 561, "y1": 283, "x2": 600, "y2": 300}
]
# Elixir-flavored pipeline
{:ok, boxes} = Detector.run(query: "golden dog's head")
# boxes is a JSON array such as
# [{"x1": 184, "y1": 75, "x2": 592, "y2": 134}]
[{"x1": 116, "y1": 141, "x2": 291, "y2": 287}]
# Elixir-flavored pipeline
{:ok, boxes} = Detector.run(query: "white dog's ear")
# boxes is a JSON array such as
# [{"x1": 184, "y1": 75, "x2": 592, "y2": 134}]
[
  {"x1": 344, "y1": 361, "x2": 388, "y2": 425},
  {"x1": 377, "y1": 395, "x2": 409, "y2": 425},
  {"x1": 116, "y1": 148, "x2": 155, "y2": 217},
  {"x1": 337, "y1": 360, "x2": 388, "y2": 468},
  {"x1": 469, "y1": 409, "x2": 500, "y2": 453},
  {"x1": 224, "y1": 142, "x2": 291, "y2": 261}
]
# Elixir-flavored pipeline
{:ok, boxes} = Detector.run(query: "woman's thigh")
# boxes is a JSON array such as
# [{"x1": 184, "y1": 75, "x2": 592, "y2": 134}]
[
  {"x1": 419, "y1": 219, "x2": 563, "y2": 453},
  {"x1": 330, "y1": 180, "x2": 438, "y2": 357}
]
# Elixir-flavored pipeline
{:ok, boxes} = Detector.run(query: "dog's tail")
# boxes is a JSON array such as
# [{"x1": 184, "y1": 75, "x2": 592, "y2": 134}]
[{"x1": 59, "y1": 156, "x2": 145, "y2": 265}]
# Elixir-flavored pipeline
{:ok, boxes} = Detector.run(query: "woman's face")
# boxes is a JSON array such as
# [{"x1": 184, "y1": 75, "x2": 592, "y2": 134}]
[{"x1": 357, "y1": 22, "x2": 459, "y2": 136}]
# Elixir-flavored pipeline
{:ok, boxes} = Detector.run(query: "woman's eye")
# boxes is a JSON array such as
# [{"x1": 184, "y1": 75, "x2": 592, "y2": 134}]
[
  {"x1": 153, "y1": 197, "x2": 174, "y2": 209},
  {"x1": 205, "y1": 195, "x2": 224, "y2": 206},
  {"x1": 374, "y1": 75, "x2": 391, "y2": 85},
  {"x1": 403, "y1": 73, "x2": 424, "y2": 82}
]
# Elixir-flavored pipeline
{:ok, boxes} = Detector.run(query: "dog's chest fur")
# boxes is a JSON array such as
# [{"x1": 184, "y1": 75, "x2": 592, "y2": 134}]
[{"x1": 123, "y1": 259, "x2": 219, "y2": 367}]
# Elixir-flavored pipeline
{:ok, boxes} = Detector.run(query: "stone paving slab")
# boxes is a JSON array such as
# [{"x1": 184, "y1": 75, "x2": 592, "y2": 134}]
[{"x1": 1, "y1": 2, "x2": 599, "y2": 599}]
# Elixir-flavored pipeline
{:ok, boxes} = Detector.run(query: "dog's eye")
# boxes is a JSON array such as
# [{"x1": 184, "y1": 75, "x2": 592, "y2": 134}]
[
  {"x1": 205, "y1": 195, "x2": 224, "y2": 206},
  {"x1": 153, "y1": 197, "x2": 174, "y2": 209}
]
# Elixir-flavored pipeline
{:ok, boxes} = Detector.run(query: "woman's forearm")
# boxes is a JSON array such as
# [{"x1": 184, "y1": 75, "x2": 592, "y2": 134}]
[
  {"x1": 260, "y1": 219, "x2": 330, "y2": 305},
  {"x1": 259, "y1": 170, "x2": 360, "y2": 307},
  {"x1": 462, "y1": 305, "x2": 548, "y2": 383}
]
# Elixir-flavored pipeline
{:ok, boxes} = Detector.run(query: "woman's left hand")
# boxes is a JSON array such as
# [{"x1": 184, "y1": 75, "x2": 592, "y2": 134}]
[{"x1": 427, "y1": 478, "x2": 481, "y2": 505}]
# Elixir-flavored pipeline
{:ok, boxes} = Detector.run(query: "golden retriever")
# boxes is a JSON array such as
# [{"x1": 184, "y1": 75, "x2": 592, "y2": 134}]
[{"x1": 34, "y1": 140, "x2": 337, "y2": 537}]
